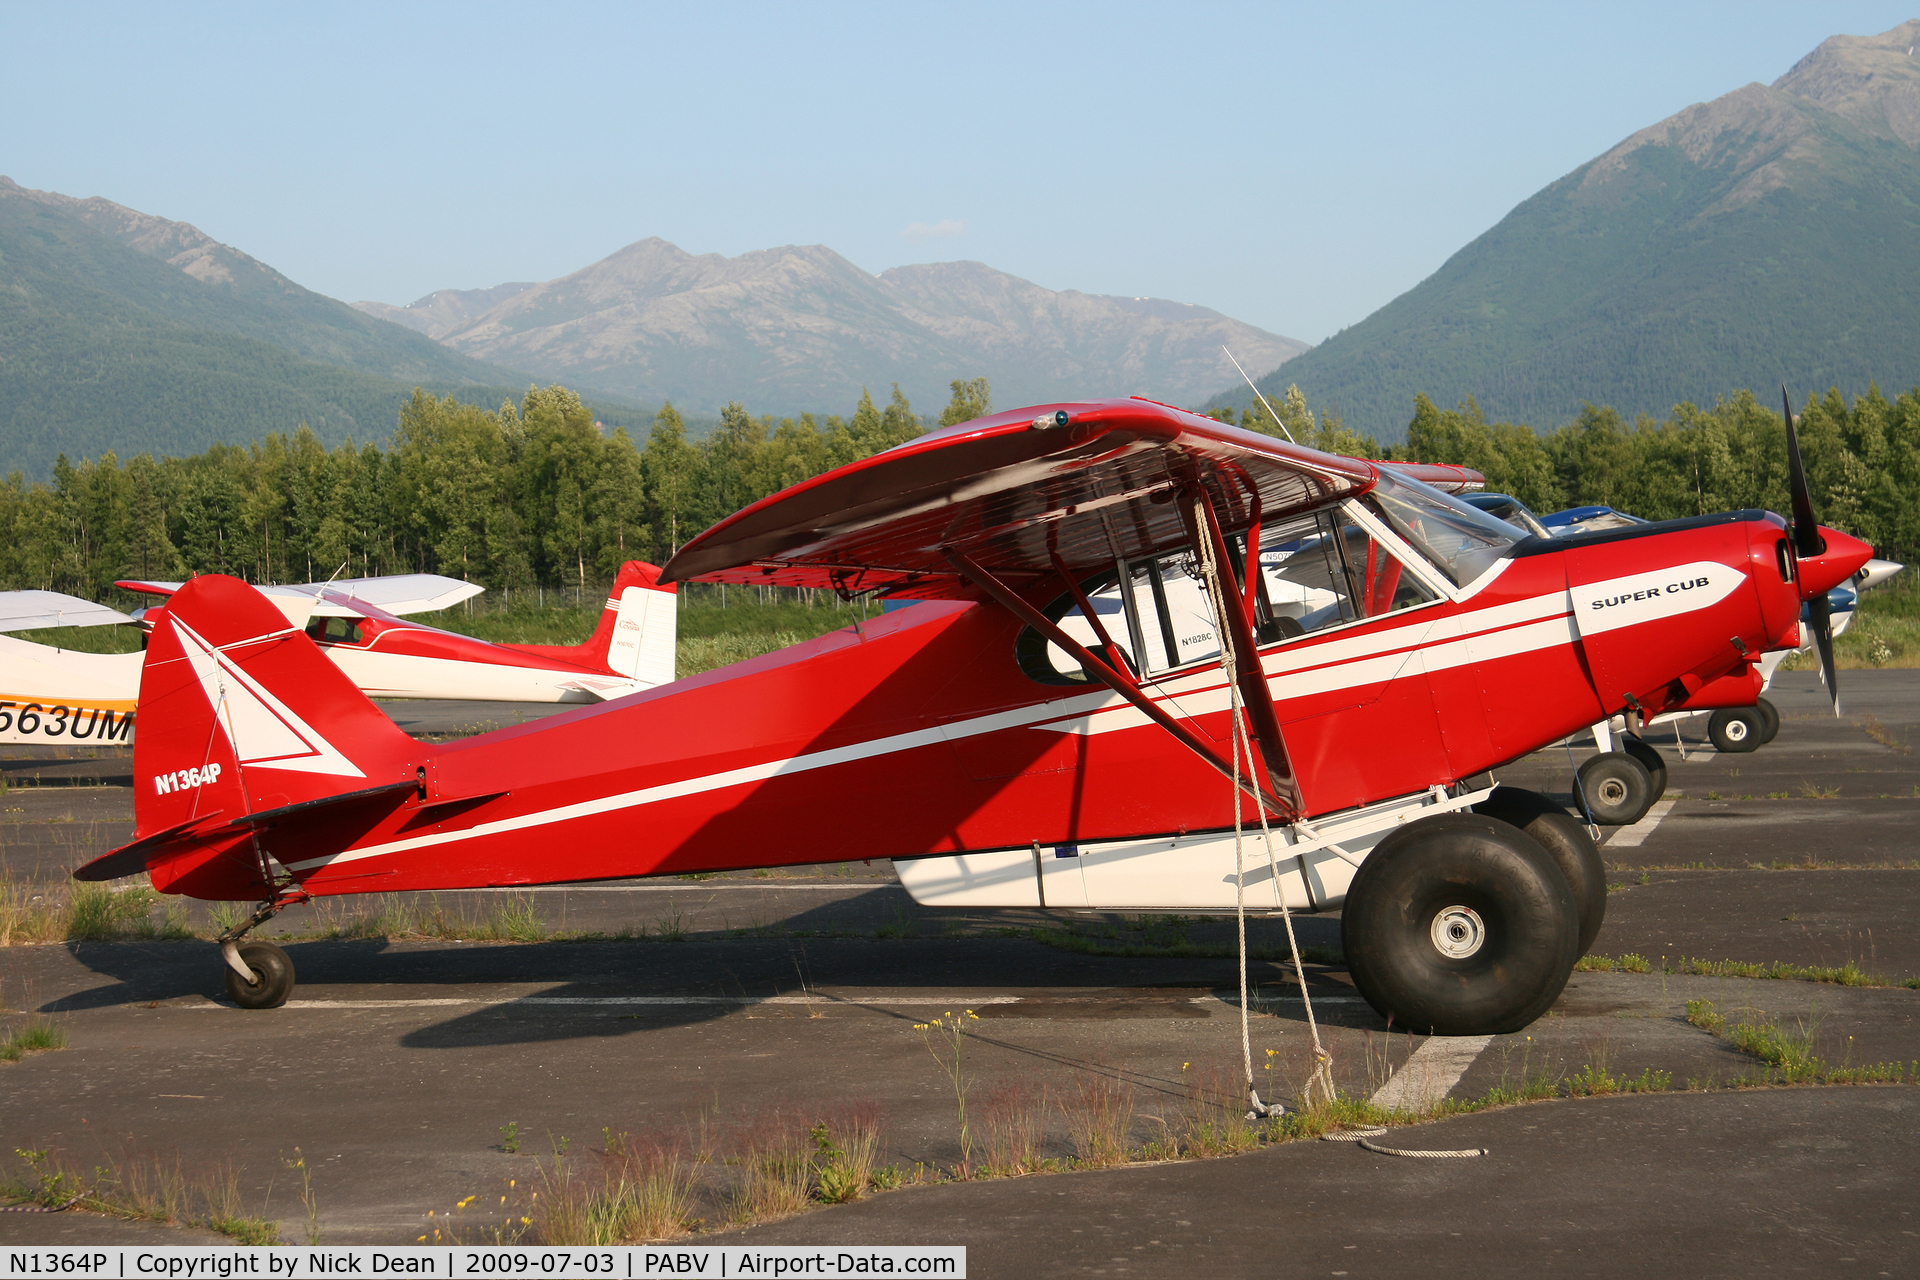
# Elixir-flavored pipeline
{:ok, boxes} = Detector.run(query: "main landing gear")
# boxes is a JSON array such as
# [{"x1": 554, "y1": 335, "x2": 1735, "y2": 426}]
[
  {"x1": 216, "y1": 893, "x2": 305, "y2": 1009},
  {"x1": 1342, "y1": 801, "x2": 1590, "y2": 1036},
  {"x1": 1575, "y1": 735, "x2": 1667, "y2": 826}
]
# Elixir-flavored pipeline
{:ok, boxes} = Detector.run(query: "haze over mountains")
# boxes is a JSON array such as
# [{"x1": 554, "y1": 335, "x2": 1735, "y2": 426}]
[
  {"x1": 1234, "y1": 20, "x2": 1920, "y2": 439},
  {"x1": 353, "y1": 241, "x2": 1306, "y2": 416}
]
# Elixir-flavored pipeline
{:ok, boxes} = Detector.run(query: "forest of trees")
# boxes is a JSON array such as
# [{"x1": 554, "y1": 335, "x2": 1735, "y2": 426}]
[{"x1": 3, "y1": 375, "x2": 1914, "y2": 604}]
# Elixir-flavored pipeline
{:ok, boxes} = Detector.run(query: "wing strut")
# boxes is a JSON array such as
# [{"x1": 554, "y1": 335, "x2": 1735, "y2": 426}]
[
  {"x1": 942, "y1": 547, "x2": 1288, "y2": 816},
  {"x1": 1181, "y1": 484, "x2": 1303, "y2": 821}
]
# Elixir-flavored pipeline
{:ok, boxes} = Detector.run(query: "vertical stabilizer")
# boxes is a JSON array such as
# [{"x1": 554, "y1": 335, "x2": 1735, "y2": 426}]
[
  {"x1": 123, "y1": 576, "x2": 416, "y2": 862},
  {"x1": 506, "y1": 561, "x2": 677, "y2": 685}
]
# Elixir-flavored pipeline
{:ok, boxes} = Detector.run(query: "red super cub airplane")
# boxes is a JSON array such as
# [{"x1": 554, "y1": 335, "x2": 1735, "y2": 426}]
[{"x1": 77, "y1": 395, "x2": 1870, "y2": 1036}]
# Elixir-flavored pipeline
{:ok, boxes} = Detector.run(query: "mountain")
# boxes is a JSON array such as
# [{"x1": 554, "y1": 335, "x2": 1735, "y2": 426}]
[
  {"x1": 0, "y1": 178, "x2": 532, "y2": 473},
  {"x1": 353, "y1": 240, "x2": 1307, "y2": 415},
  {"x1": 354, "y1": 281, "x2": 537, "y2": 338},
  {"x1": 1230, "y1": 20, "x2": 1920, "y2": 439}
]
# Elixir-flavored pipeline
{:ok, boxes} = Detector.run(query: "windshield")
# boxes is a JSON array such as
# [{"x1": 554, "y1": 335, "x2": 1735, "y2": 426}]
[{"x1": 1367, "y1": 470, "x2": 1523, "y2": 586}]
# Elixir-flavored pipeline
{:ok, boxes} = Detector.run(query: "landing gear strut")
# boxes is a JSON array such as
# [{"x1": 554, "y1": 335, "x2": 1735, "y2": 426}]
[{"x1": 216, "y1": 892, "x2": 306, "y2": 1009}]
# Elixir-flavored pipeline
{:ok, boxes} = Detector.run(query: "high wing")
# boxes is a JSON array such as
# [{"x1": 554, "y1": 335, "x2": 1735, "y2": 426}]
[
  {"x1": 663, "y1": 398, "x2": 1421, "y2": 600},
  {"x1": 116, "y1": 574, "x2": 485, "y2": 619},
  {"x1": 0, "y1": 590, "x2": 135, "y2": 632}
]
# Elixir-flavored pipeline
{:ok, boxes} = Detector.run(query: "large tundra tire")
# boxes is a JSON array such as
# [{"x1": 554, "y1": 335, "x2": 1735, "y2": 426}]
[
  {"x1": 1342, "y1": 813, "x2": 1580, "y2": 1037},
  {"x1": 1474, "y1": 786, "x2": 1607, "y2": 957}
]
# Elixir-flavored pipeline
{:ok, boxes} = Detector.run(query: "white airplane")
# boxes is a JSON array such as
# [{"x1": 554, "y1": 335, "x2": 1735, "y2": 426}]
[{"x1": 0, "y1": 565, "x2": 676, "y2": 744}]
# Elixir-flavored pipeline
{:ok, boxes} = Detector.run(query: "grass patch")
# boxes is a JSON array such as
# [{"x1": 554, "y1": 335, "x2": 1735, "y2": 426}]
[
  {"x1": 1574, "y1": 952, "x2": 1651, "y2": 973},
  {"x1": 423, "y1": 594, "x2": 863, "y2": 681},
  {"x1": 0, "y1": 1015, "x2": 67, "y2": 1062},
  {"x1": 1, "y1": 875, "x2": 192, "y2": 945},
  {"x1": 1683, "y1": 998, "x2": 1914, "y2": 1086},
  {"x1": 0, "y1": 1147, "x2": 279, "y2": 1243}
]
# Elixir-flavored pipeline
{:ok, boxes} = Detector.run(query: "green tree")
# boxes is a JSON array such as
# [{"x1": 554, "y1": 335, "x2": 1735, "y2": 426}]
[{"x1": 938, "y1": 377, "x2": 993, "y2": 428}]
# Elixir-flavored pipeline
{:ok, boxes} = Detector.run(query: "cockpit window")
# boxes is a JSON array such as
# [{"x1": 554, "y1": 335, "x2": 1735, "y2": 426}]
[
  {"x1": 1367, "y1": 470, "x2": 1522, "y2": 586},
  {"x1": 305, "y1": 616, "x2": 364, "y2": 644},
  {"x1": 1016, "y1": 506, "x2": 1444, "y2": 686}
]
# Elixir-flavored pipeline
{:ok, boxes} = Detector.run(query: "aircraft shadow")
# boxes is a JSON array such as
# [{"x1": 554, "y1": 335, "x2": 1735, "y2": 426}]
[{"x1": 44, "y1": 888, "x2": 1354, "y2": 1047}]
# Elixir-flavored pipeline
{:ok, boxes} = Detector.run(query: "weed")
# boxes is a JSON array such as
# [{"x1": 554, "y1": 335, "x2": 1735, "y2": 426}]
[
  {"x1": 676, "y1": 872, "x2": 720, "y2": 882},
  {"x1": 1685, "y1": 999, "x2": 1725, "y2": 1034},
  {"x1": 1672, "y1": 956, "x2": 1889, "y2": 987},
  {"x1": 1703, "y1": 791, "x2": 1722, "y2": 800},
  {"x1": 725, "y1": 1119, "x2": 815, "y2": 1224},
  {"x1": 1480, "y1": 1035, "x2": 1560, "y2": 1105},
  {"x1": 1059, "y1": 1072, "x2": 1136, "y2": 1169},
  {"x1": 283, "y1": 1148, "x2": 321, "y2": 1244},
  {"x1": 0, "y1": 1015, "x2": 67, "y2": 1062},
  {"x1": 1798, "y1": 781, "x2": 1840, "y2": 800},
  {"x1": 1567, "y1": 1062, "x2": 1619, "y2": 1096},
  {"x1": 499, "y1": 1123, "x2": 521, "y2": 1154},
  {"x1": 809, "y1": 1110, "x2": 880, "y2": 1204},
  {"x1": 652, "y1": 911, "x2": 688, "y2": 943},
  {"x1": 1637, "y1": 871, "x2": 1651, "y2": 885},
  {"x1": 1174, "y1": 1063, "x2": 1261, "y2": 1157},
  {"x1": 980, "y1": 1081, "x2": 1051, "y2": 1175},
  {"x1": 1861, "y1": 715, "x2": 1910, "y2": 753},
  {"x1": 2, "y1": 1147, "x2": 277, "y2": 1242},
  {"x1": 535, "y1": 1134, "x2": 696, "y2": 1245},
  {"x1": 1729, "y1": 1017, "x2": 1823, "y2": 1083},
  {"x1": 913, "y1": 1011, "x2": 978, "y2": 1177},
  {"x1": 1574, "y1": 952, "x2": 1649, "y2": 974}
]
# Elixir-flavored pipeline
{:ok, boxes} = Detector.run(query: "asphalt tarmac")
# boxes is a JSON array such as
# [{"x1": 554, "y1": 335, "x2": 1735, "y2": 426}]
[{"x1": 0, "y1": 670, "x2": 1915, "y2": 1275}]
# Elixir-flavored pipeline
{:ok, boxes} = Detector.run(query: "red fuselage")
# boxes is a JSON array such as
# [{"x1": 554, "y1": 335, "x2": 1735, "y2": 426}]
[{"x1": 147, "y1": 508, "x2": 1816, "y2": 900}]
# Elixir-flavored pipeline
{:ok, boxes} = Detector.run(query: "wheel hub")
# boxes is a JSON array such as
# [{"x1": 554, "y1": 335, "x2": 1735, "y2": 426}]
[
  {"x1": 1725, "y1": 719, "x2": 1750, "y2": 742},
  {"x1": 1594, "y1": 777, "x2": 1628, "y2": 806},
  {"x1": 1430, "y1": 905, "x2": 1487, "y2": 959}
]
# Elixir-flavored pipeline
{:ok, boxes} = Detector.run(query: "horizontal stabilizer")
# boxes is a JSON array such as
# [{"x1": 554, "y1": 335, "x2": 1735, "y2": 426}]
[{"x1": 73, "y1": 812, "x2": 228, "y2": 882}]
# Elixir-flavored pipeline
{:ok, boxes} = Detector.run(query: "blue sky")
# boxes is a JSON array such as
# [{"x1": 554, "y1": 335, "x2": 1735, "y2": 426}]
[{"x1": 3, "y1": 2, "x2": 1914, "y2": 343}]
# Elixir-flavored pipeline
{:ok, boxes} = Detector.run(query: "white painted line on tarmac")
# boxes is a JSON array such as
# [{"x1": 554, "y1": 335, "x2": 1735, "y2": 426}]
[
  {"x1": 1370, "y1": 1034, "x2": 1493, "y2": 1111},
  {"x1": 172, "y1": 992, "x2": 1366, "y2": 1011},
  {"x1": 1605, "y1": 798, "x2": 1677, "y2": 849}
]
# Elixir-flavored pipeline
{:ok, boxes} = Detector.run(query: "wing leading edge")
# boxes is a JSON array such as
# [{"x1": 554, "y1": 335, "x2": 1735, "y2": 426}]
[{"x1": 661, "y1": 398, "x2": 1384, "y2": 600}]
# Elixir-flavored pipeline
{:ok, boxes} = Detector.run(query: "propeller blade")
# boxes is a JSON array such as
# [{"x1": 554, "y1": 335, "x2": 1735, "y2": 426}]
[
  {"x1": 1781, "y1": 385, "x2": 1824, "y2": 559},
  {"x1": 1807, "y1": 590, "x2": 1840, "y2": 717}
]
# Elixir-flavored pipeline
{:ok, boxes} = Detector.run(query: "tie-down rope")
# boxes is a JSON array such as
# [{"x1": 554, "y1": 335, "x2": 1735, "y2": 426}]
[
  {"x1": 1322, "y1": 1126, "x2": 1488, "y2": 1158},
  {"x1": 1192, "y1": 498, "x2": 1334, "y2": 1117}
]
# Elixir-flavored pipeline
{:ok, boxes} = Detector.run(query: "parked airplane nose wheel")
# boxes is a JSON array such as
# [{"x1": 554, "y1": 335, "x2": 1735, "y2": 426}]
[
  {"x1": 1575, "y1": 751, "x2": 1655, "y2": 825},
  {"x1": 1708, "y1": 707, "x2": 1765, "y2": 754},
  {"x1": 1342, "y1": 813, "x2": 1580, "y2": 1036},
  {"x1": 223, "y1": 941, "x2": 295, "y2": 1009}
]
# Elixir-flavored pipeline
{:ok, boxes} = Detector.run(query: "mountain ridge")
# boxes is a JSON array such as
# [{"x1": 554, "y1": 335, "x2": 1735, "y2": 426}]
[
  {"x1": 353, "y1": 239, "x2": 1308, "y2": 414},
  {"x1": 1227, "y1": 20, "x2": 1920, "y2": 439}
]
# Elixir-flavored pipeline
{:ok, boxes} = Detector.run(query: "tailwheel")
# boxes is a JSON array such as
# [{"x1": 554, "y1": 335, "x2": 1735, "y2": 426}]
[
  {"x1": 222, "y1": 940, "x2": 294, "y2": 1009},
  {"x1": 1575, "y1": 751, "x2": 1655, "y2": 825},
  {"x1": 1342, "y1": 813, "x2": 1580, "y2": 1036}
]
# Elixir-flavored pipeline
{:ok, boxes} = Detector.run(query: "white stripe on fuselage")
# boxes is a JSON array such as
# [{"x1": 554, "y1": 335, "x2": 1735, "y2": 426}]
[{"x1": 285, "y1": 580, "x2": 1596, "y2": 875}]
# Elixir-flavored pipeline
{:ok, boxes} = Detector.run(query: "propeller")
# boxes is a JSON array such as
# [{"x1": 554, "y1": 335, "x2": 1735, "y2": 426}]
[{"x1": 1782, "y1": 386, "x2": 1840, "y2": 716}]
